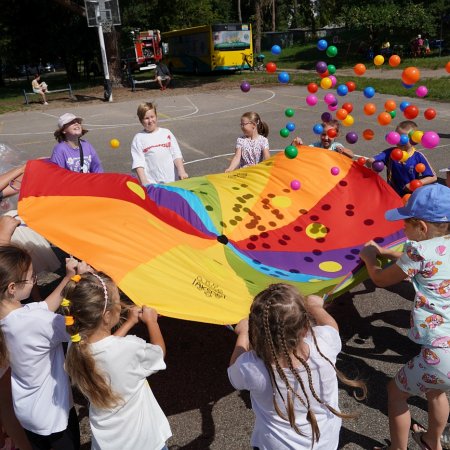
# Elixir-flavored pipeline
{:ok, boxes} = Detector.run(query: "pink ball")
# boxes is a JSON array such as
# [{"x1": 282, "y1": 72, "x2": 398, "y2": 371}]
[
  {"x1": 385, "y1": 131, "x2": 401, "y2": 145},
  {"x1": 324, "y1": 93, "x2": 336, "y2": 105},
  {"x1": 328, "y1": 75, "x2": 337, "y2": 87},
  {"x1": 330, "y1": 166, "x2": 340, "y2": 175},
  {"x1": 290, "y1": 179, "x2": 301, "y2": 190},
  {"x1": 421, "y1": 131, "x2": 440, "y2": 149},
  {"x1": 328, "y1": 103, "x2": 338, "y2": 112},
  {"x1": 306, "y1": 94, "x2": 318, "y2": 106},
  {"x1": 416, "y1": 85, "x2": 428, "y2": 98}
]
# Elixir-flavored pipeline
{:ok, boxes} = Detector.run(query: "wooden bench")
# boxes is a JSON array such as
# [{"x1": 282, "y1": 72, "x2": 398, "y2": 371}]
[{"x1": 22, "y1": 84, "x2": 73, "y2": 105}]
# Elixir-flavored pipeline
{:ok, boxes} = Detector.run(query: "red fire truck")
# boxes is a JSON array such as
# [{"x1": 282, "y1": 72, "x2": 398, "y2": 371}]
[{"x1": 133, "y1": 30, "x2": 163, "y2": 67}]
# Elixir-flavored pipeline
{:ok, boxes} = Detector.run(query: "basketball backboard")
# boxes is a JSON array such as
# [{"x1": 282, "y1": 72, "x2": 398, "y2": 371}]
[{"x1": 84, "y1": 0, "x2": 121, "y2": 27}]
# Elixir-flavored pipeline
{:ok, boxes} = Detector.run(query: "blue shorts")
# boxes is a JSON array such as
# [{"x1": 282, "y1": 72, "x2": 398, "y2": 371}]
[{"x1": 395, "y1": 346, "x2": 450, "y2": 395}]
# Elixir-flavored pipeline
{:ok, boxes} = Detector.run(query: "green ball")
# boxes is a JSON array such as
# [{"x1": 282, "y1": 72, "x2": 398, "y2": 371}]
[
  {"x1": 285, "y1": 108, "x2": 295, "y2": 117},
  {"x1": 326, "y1": 45, "x2": 338, "y2": 57},
  {"x1": 389, "y1": 110, "x2": 397, "y2": 119},
  {"x1": 280, "y1": 128, "x2": 290, "y2": 138},
  {"x1": 327, "y1": 64, "x2": 336, "y2": 74},
  {"x1": 284, "y1": 145, "x2": 298, "y2": 159}
]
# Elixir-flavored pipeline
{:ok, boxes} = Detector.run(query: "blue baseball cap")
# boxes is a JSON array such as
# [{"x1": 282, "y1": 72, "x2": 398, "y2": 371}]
[{"x1": 385, "y1": 184, "x2": 450, "y2": 222}]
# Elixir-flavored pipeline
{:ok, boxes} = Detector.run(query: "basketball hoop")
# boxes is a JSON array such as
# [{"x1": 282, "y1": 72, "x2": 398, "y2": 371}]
[{"x1": 102, "y1": 19, "x2": 113, "y2": 33}]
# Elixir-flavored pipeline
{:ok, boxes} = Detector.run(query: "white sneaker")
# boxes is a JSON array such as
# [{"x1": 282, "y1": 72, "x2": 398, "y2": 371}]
[{"x1": 44, "y1": 102, "x2": 49, "y2": 105}]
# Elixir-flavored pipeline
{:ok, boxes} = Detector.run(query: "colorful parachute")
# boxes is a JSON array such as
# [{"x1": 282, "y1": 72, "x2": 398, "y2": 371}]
[{"x1": 18, "y1": 148, "x2": 405, "y2": 325}]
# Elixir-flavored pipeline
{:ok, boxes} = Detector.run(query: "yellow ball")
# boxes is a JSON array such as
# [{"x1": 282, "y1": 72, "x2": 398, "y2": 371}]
[
  {"x1": 320, "y1": 77, "x2": 332, "y2": 90},
  {"x1": 110, "y1": 138, "x2": 120, "y2": 149},
  {"x1": 342, "y1": 114, "x2": 354, "y2": 127},
  {"x1": 411, "y1": 130, "x2": 424, "y2": 144},
  {"x1": 400, "y1": 151, "x2": 409, "y2": 163},
  {"x1": 373, "y1": 55, "x2": 385, "y2": 66}
]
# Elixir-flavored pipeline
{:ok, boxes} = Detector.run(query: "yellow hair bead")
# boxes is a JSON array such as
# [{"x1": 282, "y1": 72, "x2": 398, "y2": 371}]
[
  {"x1": 71, "y1": 275, "x2": 81, "y2": 282},
  {"x1": 70, "y1": 333, "x2": 81, "y2": 343},
  {"x1": 61, "y1": 298, "x2": 71, "y2": 307},
  {"x1": 65, "y1": 315, "x2": 74, "y2": 326}
]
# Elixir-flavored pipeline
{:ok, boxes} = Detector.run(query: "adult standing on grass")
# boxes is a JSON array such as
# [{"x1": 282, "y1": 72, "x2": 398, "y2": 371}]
[{"x1": 31, "y1": 74, "x2": 48, "y2": 105}]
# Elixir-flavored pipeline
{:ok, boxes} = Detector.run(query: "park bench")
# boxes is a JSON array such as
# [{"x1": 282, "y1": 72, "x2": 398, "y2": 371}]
[
  {"x1": 22, "y1": 84, "x2": 73, "y2": 105},
  {"x1": 130, "y1": 77, "x2": 158, "y2": 92}
]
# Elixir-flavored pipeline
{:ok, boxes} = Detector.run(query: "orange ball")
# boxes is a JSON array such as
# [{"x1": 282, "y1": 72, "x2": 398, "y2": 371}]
[
  {"x1": 363, "y1": 103, "x2": 377, "y2": 115},
  {"x1": 401, "y1": 66, "x2": 421, "y2": 85},
  {"x1": 410, "y1": 179, "x2": 423, "y2": 191},
  {"x1": 353, "y1": 63, "x2": 366, "y2": 76},
  {"x1": 402, "y1": 193, "x2": 411, "y2": 204},
  {"x1": 384, "y1": 100, "x2": 396, "y2": 112},
  {"x1": 446, "y1": 61, "x2": 450, "y2": 73},
  {"x1": 336, "y1": 108, "x2": 348, "y2": 120},
  {"x1": 363, "y1": 129, "x2": 375, "y2": 140},
  {"x1": 377, "y1": 112, "x2": 392, "y2": 126},
  {"x1": 415, "y1": 163, "x2": 426, "y2": 174},
  {"x1": 389, "y1": 55, "x2": 401, "y2": 67}
]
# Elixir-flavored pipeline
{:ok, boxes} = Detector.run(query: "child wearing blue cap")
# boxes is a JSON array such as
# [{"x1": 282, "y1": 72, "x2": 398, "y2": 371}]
[{"x1": 360, "y1": 184, "x2": 450, "y2": 450}]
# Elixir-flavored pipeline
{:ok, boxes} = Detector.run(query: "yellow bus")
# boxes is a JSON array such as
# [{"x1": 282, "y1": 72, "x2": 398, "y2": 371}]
[{"x1": 162, "y1": 23, "x2": 253, "y2": 73}]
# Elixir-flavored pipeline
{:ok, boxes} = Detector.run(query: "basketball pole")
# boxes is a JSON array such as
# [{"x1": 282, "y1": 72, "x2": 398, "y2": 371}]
[{"x1": 97, "y1": 23, "x2": 113, "y2": 102}]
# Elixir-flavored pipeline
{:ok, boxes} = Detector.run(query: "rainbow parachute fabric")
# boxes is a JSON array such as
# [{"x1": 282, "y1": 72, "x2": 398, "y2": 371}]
[{"x1": 18, "y1": 148, "x2": 405, "y2": 325}]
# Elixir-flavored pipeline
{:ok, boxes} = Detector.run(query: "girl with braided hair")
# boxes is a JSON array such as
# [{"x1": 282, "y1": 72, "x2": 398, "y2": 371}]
[
  {"x1": 228, "y1": 283, "x2": 366, "y2": 449},
  {"x1": 60, "y1": 272, "x2": 171, "y2": 450}
]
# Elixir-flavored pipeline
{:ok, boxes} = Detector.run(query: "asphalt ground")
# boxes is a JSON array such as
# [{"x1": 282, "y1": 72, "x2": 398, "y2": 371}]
[{"x1": 0, "y1": 78, "x2": 450, "y2": 449}]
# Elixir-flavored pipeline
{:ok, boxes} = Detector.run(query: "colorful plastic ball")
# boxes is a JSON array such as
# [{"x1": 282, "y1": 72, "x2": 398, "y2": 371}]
[
  {"x1": 110, "y1": 138, "x2": 120, "y2": 148},
  {"x1": 316, "y1": 61, "x2": 328, "y2": 74},
  {"x1": 328, "y1": 103, "x2": 338, "y2": 112},
  {"x1": 404, "y1": 105, "x2": 419, "y2": 120},
  {"x1": 327, "y1": 64, "x2": 336, "y2": 75},
  {"x1": 399, "y1": 101, "x2": 410, "y2": 112},
  {"x1": 363, "y1": 86, "x2": 376, "y2": 98},
  {"x1": 416, "y1": 85, "x2": 428, "y2": 98},
  {"x1": 336, "y1": 108, "x2": 348, "y2": 120},
  {"x1": 313, "y1": 123, "x2": 324, "y2": 135},
  {"x1": 326, "y1": 46, "x2": 338, "y2": 57},
  {"x1": 411, "y1": 130, "x2": 424, "y2": 143},
  {"x1": 390, "y1": 148, "x2": 403, "y2": 161},
  {"x1": 399, "y1": 134, "x2": 410, "y2": 146},
  {"x1": 374, "y1": 55, "x2": 385, "y2": 66},
  {"x1": 415, "y1": 163, "x2": 426, "y2": 174},
  {"x1": 240, "y1": 81, "x2": 251, "y2": 92},
  {"x1": 284, "y1": 145, "x2": 298, "y2": 159},
  {"x1": 353, "y1": 63, "x2": 366, "y2": 76},
  {"x1": 446, "y1": 61, "x2": 450, "y2": 73},
  {"x1": 345, "y1": 81, "x2": 356, "y2": 92},
  {"x1": 346, "y1": 132, "x2": 358, "y2": 144},
  {"x1": 363, "y1": 129, "x2": 375, "y2": 140},
  {"x1": 410, "y1": 179, "x2": 423, "y2": 191},
  {"x1": 280, "y1": 128, "x2": 290, "y2": 138},
  {"x1": 319, "y1": 70, "x2": 329, "y2": 78},
  {"x1": 424, "y1": 108, "x2": 437, "y2": 120},
  {"x1": 402, "y1": 82, "x2": 414, "y2": 89},
  {"x1": 328, "y1": 75, "x2": 337, "y2": 87},
  {"x1": 307, "y1": 82, "x2": 319, "y2": 93},
  {"x1": 402, "y1": 193, "x2": 411, "y2": 204},
  {"x1": 278, "y1": 72, "x2": 290, "y2": 83},
  {"x1": 357, "y1": 157, "x2": 367, "y2": 166},
  {"x1": 317, "y1": 39, "x2": 328, "y2": 51},
  {"x1": 321, "y1": 112, "x2": 332, "y2": 122},
  {"x1": 421, "y1": 131, "x2": 440, "y2": 149},
  {"x1": 342, "y1": 102, "x2": 353, "y2": 113},
  {"x1": 377, "y1": 112, "x2": 392, "y2": 126},
  {"x1": 266, "y1": 62, "x2": 277, "y2": 73},
  {"x1": 386, "y1": 131, "x2": 401, "y2": 146},
  {"x1": 363, "y1": 103, "x2": 376, "y2": 115},
  {"x1": 320, "y1": 77, "x2": 332, "y2": 89},
  {"x1": 400, "y1": 151, "x2": 409, "y2": 163},
  {"x1": 336, "y1": 84, "x2": 348, "y2": 96},
  {"x1": 306, "y1": 95, "x2": 318, "y2": 106},
  {"x1": 402, "y1": 66, "x2": 421, "y2": 85},
  {"x1": 389, "y1": 110, "x2": 397, "y2": 119},
  {"x1": 342, "y1": 114, "x2": 354, "y2": 127},
  {"x1": 286, "y1": 122, "x2": 296, "y2": 132},
  {"x1": 324, "y1": 93, "x2": 336, "y2": 105},
  {"x1": 271, "y1": 45, "x2": 282, "y2": 55},
  {"x1": 327, "y1": 128, "x2": 337, "y2": 138},
  {"x1": 285, "y1": 108, "x2": 295, "y2": 117},
  {"x1": 389, "y1": 55, "x2": 401, "y2": 67},
  {"x1": 384, "y1": 100, "x2": 396, "y2": 112},
  {"x1": 372, "y1": 161, "x2": 385, "y2": 172},
  {"x1": 290, "y1": 179, "x2": 301, "y2": 190},
  {"x1": 330, "y1": 167, "x2": 340, "y2": 175}
]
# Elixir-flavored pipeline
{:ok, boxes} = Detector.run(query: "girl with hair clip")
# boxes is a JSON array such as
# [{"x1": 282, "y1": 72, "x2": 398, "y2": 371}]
[
  {"x1": 228, "y1": 283, "x2": 366, "y2": 450},
  {"x1": 0, "y1": 245, "x2": 83, "y2": 450},
  {"x1": 225, "y1": 111, "x2": 270, "y2": 172},
  {"x1": 61, "y1": 272, "x2": 171, "y2": 450}
]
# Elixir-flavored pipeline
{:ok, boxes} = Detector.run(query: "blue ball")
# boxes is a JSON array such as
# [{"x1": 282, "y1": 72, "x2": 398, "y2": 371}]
[
  {"x1": 278, "y1": 71, "x2": 290, "y2": 83},
  {"x1": 402, "y1": 82, "x2": 414, "y2": 89},
  {"x1": 399, "y1": 101, "x2": 410, "y2": 112},
  {"x1": 317, "y1": 39, "x2": 328, "y2": 51},
  {"x1": 286, "y1": 122, "x2": 296, "y2": 132},
  {"x1": 363, "y1": 86, "x2": 375, "y2": 99},
  {"x1": 271, "y1": 45, "x2": 282, "y2": 55},
  {"x1": 313, "y1": 123, "x2": 324, "y2": 135},
  {"x1": 399, "y1": 134, "x2": 409, "y2": 145},
  {"x1": 336, "y1": 84, "x2": 349, "y2": 96}
]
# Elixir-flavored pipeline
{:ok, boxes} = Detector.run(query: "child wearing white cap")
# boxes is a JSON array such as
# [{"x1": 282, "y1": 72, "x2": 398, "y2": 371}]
[
  {"x1": 359, "y1": 184, "x2": 450, "y2": 450},
  {"x1": 50, "y1": 113, "x2": 103, "y2": 173}
]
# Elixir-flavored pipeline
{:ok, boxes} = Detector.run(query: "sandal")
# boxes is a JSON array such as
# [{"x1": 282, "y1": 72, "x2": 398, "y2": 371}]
[{"x1": 412, "y1": 431, "x2": 432, "y2": 450}]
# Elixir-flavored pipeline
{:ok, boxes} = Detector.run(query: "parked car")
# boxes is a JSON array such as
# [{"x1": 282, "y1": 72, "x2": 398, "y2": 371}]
[{"x1": 41, "y1": 62, "x2": 56, "y2": 72}]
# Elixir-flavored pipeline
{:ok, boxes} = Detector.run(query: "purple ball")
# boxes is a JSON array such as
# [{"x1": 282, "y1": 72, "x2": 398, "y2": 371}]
[
  {"x1": 345, "y1": 131, "x2": 358, "y2": 144},
  {"x1": 372, "y1": 161, "x2": 385, "y2": 172},
  {"x1": 316, "y1": 61, "x2": 328, "y2": 74},
  {"x1": 321, "y1": 112, "x2": 332, "y2": 122},
  {"x1": 290, "y1": 179, "x2": 301, "y2": 190},
  {"x1": 240, "y1": 81, "x2": 251, "y2": 93}
]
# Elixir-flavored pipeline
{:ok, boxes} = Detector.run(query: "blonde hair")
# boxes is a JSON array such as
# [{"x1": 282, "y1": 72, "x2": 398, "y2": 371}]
[
  {"x1": 241, "y1": 112, "x2": 269, "y2": 137},
  {"x1": 137, "y1": 102, "x2": 157, "y2": 121},
  {"x1": 249, "y1": 284, "x2": 366, "y2": 444}
]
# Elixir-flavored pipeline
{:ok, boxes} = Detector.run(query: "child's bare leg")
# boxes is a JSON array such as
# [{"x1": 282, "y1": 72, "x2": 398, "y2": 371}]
[{"x1": 387, "y1": 379, "x2": 411, "y2": 450}]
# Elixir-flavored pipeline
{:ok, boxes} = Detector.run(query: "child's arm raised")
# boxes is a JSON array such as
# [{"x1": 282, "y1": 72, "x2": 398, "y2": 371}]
[
  {"x1": 305, "y1": 295, "x2": 338, "y2": 331},
  {"x1": 140, "y1": 306, "x2": 166, "y2": 357},
  {"x1": 229, "y1": 318, "x2": 249, "y2": 366},
  {"x1": 225, "y1": 148, "x2": 242, "y2": 173},
  {"x1": 113, "y1": 306, "x2": 140, "y2": 337}
]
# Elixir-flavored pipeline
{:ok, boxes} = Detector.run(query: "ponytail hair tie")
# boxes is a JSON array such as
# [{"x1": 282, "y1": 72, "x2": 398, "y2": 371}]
[
  {"x1": 71, "y1": 274, "x2": 81, "y2": 282},
  {"x1": 65, "y1": 315, "x2": 74, "y2": 326},
  {"x1": 71, "y1": 333, "x2": 81, "y2": 343},
  {"x1": 61, "y1": 298, "x2": 71, "y2": 307}
]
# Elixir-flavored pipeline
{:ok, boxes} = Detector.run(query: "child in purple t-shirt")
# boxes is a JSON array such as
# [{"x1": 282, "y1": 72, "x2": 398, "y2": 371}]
[{"x1": 50, "y1": 113, "x2": 103, "y2": 173}]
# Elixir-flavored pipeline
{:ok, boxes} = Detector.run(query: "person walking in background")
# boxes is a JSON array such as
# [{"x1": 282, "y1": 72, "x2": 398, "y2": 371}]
[{"x1": 31, "y1": 74, "x2": 48, "y2": 105}]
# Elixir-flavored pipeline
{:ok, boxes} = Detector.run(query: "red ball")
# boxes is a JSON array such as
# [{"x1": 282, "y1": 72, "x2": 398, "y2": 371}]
[
  {"x1": 345, "y1": 81, "x2": 356, "y2": 92},
  {"x1": 342, "y1": 102, "x2": 353, "y2": 113},
  {"x1": 424, "y1": 108, "x2": 437, "y2": 120},
  {"x1": 357, "y1": 157, "x2": 367, "y2": 166},
  {"x1": 410, "y1": 179, "x2": 423, "y2": 191},
  {"x1": 266, "y1": 62, "x2": 277, "y2": 73},
  {"x1": 404, "y1": 105, "x2": 419, "y2": 120},
  {"x1": 390, "y1": 148, "x2": 403, "y2": 161},
  {"x1": 327, "y1": 128, "x2": 337, "y2": 138},
  {"x1": 307, "y1": 82, "x2": 319, "y2": 93}
]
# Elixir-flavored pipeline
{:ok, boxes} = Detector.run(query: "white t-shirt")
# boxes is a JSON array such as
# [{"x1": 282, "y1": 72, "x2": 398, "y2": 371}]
[
  {"x1": 131, "y1": 127, "x2": 183, "y2": 184},
  {"x1": 228, "y1": 326, "x2": 342, "y2": 450},
  {"x1": 0, "y1": 302, "x2": 71, "y2": 434},
  {"x1": 89, "y1": 335, "x2": 171, "y2": 450}
]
